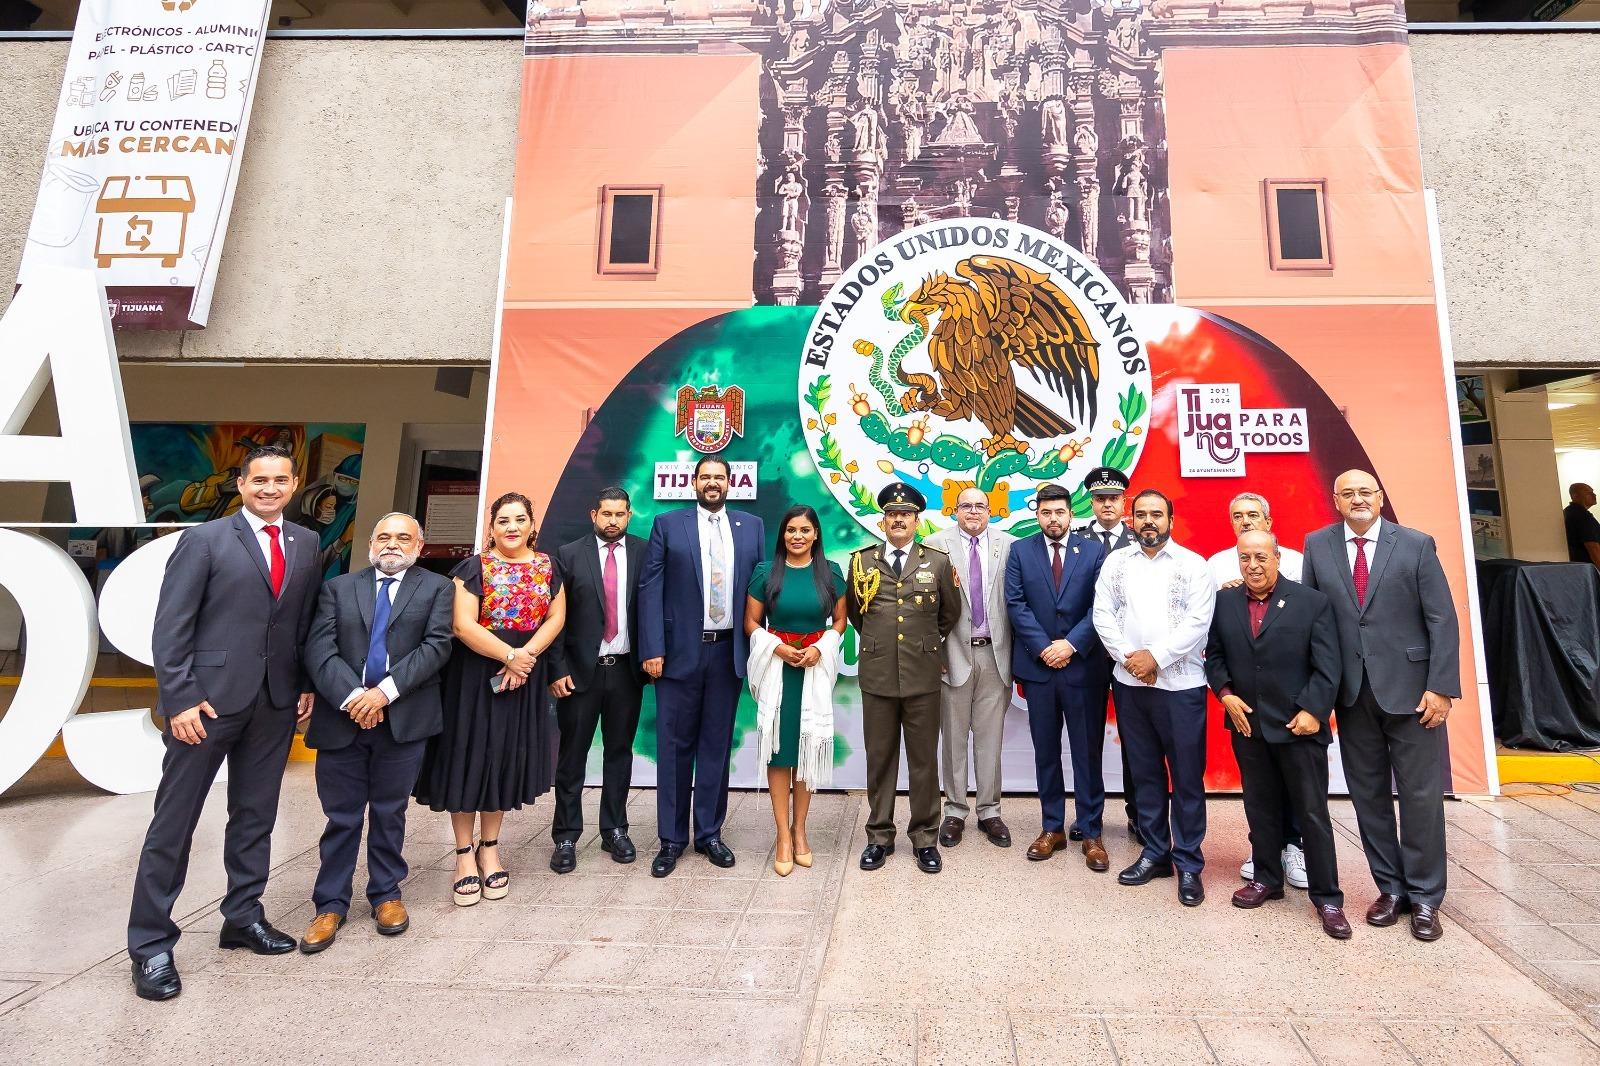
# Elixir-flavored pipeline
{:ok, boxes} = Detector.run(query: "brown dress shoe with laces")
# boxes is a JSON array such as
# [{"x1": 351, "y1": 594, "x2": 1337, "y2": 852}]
[
  {"x1": 373, "y1": 900, "x2": 410, "y2": 936},
  {"x1": 938, "y1": 817, "x2": 965, "y2": 848},
  {"x1": 1026, "y1": 831, "x2": 1068, "y2": 861},
  {"x1": 299, "y1": 912, "x2": 344, "y2": 954},
  {"x1": 977, "y1": 817, "x2": 1012, "y2": 847},
  {"x1": 1082, "y1": 838, "x2": 1109, "y2": 872}
]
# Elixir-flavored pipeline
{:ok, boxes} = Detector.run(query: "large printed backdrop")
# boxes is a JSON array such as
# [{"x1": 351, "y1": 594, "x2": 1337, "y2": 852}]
[{"x1": 485, "y1": 0, "x2": 1489, "y2": 794}]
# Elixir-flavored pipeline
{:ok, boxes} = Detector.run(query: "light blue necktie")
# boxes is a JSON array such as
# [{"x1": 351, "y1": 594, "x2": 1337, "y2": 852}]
[{"x1": 365, "y1": 577, "x2": 396, "y2": 687}]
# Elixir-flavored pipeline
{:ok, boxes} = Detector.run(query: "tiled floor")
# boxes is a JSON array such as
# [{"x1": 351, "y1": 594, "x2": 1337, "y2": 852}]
[{"x1": 1, "y1": 758, "x2": 1598, "y2": 1065}]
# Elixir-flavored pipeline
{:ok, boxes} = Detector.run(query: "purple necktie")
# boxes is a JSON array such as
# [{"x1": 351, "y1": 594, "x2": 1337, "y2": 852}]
[
  {"x1": 602, "y1": 542, "x2": 619, "y2": 643},
  {"x1": 967, "y1": 535, "x2": 987, "y2": 634}
]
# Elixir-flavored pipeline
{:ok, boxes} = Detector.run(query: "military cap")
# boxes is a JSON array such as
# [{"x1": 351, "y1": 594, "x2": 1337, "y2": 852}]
[
  {"x1": 877, "y1": 481, "x2": 926, "y2": 513},
  {"x1": 1082, "y1": 466, "x2": 1129, "y2": 496}
]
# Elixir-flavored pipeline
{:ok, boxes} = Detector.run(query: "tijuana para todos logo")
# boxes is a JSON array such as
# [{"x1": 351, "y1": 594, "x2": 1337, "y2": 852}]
[{"x1": 799, "y1": 217, "x2": 1151, "y2": 537}]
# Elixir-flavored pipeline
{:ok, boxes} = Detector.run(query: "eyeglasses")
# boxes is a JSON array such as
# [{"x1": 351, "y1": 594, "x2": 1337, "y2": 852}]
[
  {"x1": 1336, "y1": 489, "x2": 1380, "y2": 501},
  {"x1": 955, "y1": 502, "x2": 989, "y2": 513}
]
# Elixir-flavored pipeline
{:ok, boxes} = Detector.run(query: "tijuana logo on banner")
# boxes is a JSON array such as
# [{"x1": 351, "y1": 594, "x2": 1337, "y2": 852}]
[
  {"x1": 798, "y1": 218, "x2": 1151, "y2": 536},
  {"x1": 1176, "y1": 383, "x2": 1310, "y2": 478},
  {"x1": 674, "y1": 384, "x2": 745, "y2": 454}
]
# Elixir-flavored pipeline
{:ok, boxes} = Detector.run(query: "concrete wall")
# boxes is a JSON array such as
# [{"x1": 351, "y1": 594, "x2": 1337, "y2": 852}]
[
  {"x1": 1484, "y1": 371, "x2": 1568, "y2": 561},
  {"x1": 0, "y1": 33, "x2": 1596, "y2": 367}
]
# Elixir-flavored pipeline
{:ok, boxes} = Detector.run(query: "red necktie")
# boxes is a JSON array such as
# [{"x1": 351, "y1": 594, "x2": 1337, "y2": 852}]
[
  {"x1": 602, "y1": 542, "x2": 620, "y2": 643},
  {"x1": 1352, "y1": 536, "x2": 1369, "y2": 606},
  {"x1": 1051, "y1": 541, "x2": 1063, "y2": 589},
  {"x1": 264, "y1": 524, "x2": 285, "y2": 598}
]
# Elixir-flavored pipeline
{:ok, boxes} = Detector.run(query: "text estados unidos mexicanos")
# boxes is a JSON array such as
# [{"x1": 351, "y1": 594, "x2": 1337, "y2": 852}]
[{"x1": 803, "y1": 221, "x2": 1146, "y2": 375}]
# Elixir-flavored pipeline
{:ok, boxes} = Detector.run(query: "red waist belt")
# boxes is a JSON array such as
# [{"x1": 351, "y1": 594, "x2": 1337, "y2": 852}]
[{"x1": 769, "y1": 627, "x2": 825, "y2": 649}]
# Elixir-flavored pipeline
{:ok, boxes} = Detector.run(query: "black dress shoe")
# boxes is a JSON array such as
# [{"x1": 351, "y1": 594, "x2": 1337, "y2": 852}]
[
  {"x1": 651, "y1": 843, "x2": 683, "y2": 878},
  {"x1": 694, "y1": 838, "x2": 736, "y2": 868},
  {"x1": 1178, "y1": 871, "x2": 1205, "y2": 907},
  {"x1": 859, "y1": 842, "x2": 895, "y2": 870},
  {"x1": 1410, "y1": 903, "x2": 1443, "y2": 942},
  {"x1": 1117, "y1": 855, "x2": 1175, "y2": 886},
  {"x1": 600, "y1": 829, "x2": 636, "y2": 864},
  {"x1": 550, "y1": 840, "x2": 577, "y2": 874},
  {"x1": 914, "y1": 846, "x2": 942, "y2": 874},
  {"x1": 1068, "y1": 827, "x2": 1084, "y2": 842},
  {"x1": 132, "y1": 952, "x2": 181, "y2": 1001},
  {"x1": 219, "y1": 920, "x2": 296, "y2": 955}
]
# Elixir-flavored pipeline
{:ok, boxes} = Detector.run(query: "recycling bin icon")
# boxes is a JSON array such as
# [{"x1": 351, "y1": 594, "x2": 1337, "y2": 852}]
[{"x1": 94, "y1": 175, "x2": 195, "y2": 269}]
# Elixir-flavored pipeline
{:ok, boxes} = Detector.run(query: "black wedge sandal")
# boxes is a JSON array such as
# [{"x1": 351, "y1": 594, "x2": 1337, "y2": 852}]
[
  {"x1": 452, "y1": 844, "x2": 482, "y2": 907},
  {"x1": 477, "y1": 838, "x2": 510, "y2": 901}
]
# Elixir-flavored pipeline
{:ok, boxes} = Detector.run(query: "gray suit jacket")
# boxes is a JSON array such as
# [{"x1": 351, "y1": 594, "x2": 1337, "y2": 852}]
[
  {"x1": 152, "y1": 509, "x2": 322, "y2": 715},
  {"x1": 1301, "y1": 520, "x2": 1461, "y2": 713},
  {"x1": 303, "y1": 565, "x2": 455, "y2": 748},
  {"x1": 927, "y1": 526, "x2": 1014, "y2": 689}
]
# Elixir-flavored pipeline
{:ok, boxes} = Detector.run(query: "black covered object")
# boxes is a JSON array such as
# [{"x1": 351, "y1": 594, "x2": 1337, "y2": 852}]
[{"x1": 1478, "y1": 559, "x2": 1600, "y2": 751}]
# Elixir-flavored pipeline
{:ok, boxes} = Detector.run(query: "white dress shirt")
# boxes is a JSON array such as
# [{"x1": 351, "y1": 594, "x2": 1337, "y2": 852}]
[
  {"x1": 597, "y1": 535, "x2": 631, "y2": 655},
  {"x1": 1207, "y1": 544, "x2": 1303, "y2": 588},
  {"x1": 342, "y1": 567, "x2": 406, "y2": 709},
  {"x1": 1081, "y1": 519, "x2": 1125, "y2": 550},
  {"x1": 1344, "y1": 517, "x2": 1383, "y2": 571},
  {"x1": 698, "y1": 505, "x2": 735, "y2": 631},
  {"x1": 960, "y1": 529, "x2": 992, "y2": 638},
  {"x1": 1093, "y1": 539, "x2": 1215, "y2": 691},
  {"x1": 240, "y1": 507, "x2": 284, "y2": 569}
]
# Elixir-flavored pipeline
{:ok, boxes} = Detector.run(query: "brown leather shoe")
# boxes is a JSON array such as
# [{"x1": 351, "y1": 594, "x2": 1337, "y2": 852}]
[
  {"x1": 1365, "y1": 893, "x2": 1410, "y2": 927},
  {"x1": 938, "y1": 817, "x2": 965, "y2": 848},
  {"x1": 1317, "y1": 904, "x2": 1353, "y2": 940},
  {"x1": 1232, "y1": 881, "x2": 1285, "y2": 909},
  {"x1": 977, "y1": 817, "x2": 1012, "y2": 848},
  {"x1": 1026, "y1": 831, "x2": 1068, "y2": 861},
  {"x1": 373, "y1": 900, "x2": 410, "y2": 936},
  {"x1": 1082, "y1": 837, "x2": 1109, "y2": 872},
  {"x1": 299, "y1": 912, "x2": 344, "y2": 954},
  {"x1": 1409, "y1": 904, "x2": 1443, "y2": 942}
]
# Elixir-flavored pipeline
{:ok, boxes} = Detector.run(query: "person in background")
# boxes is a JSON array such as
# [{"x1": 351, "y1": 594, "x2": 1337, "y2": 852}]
[
  {"x1": 128, "y1": 444, "x2": 322, "y2": 1001},
  {"x1": 1564, "y1": 483, "x2": 1600, "y2": 568},
  {"x1": 744, "y1": 505, "x2": 846, "y2": 875},
  {"x1": 1206, "y1": 530, "x2": 1350, "y2": 941},
  {"x1": 546, "y1": 487, "x2": 649, "y2": 874},
  {"x1": 928, "y1": 487, "x2": 1016, "y2": 851},
  {"x1": 1203, "y1": 492, "x2": 1308, "y2": 891},
  {"x1": 299, "y1": 513, "x2": 455, "y2": 953},
  {"x1": 413, "y1": 492, "x2": 566, "y2": 906}
]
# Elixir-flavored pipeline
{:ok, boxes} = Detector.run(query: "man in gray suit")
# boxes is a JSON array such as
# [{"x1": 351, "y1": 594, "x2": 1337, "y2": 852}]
[
  {"x1": 1301, "y1": 469, "x2": 1460, "y2": 942},
  {"x1": 128, "y1": 444, "x2": 322, "y2": 1001},
  {"x1": 928, "y1": 487, "x2": 1015, "y2": 849},
  {"x1": 298, "y1": 513, "x2": 455, "y2": 954}
]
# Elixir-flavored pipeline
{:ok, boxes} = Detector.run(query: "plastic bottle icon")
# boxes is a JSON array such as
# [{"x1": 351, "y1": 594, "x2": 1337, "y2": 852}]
[{"x1": 206, "y1": 60, "x2": 226, "y2": 100}]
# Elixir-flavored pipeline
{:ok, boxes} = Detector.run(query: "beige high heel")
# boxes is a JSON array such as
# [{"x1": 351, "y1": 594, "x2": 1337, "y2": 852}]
[
  {"x1": 773, "y1": 840, "x2": 794, "y2": 877},
  {"x1": 792, "y1": 824, "x2": 813, "y2": 868}
]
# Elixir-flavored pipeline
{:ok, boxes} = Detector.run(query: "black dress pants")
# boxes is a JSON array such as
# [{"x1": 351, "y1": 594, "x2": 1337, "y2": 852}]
[
  {"x1": 552, "y1": 656, "x2": 644, "y2": 843},
  {"x1": 1231, "y1": 729, "x2": 1343, "y2": 908},
  {"x1": 128, "y1": 686, "x2": 295, "y2": 962}
]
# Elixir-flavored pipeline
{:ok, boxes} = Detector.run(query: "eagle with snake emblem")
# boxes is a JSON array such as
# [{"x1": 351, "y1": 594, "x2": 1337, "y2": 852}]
[{"x1": 854, "y1": 255, "x2": 1101, "y2": 458}]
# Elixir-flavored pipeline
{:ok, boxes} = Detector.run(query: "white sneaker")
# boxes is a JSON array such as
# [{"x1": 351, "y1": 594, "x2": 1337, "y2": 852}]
[
  {"x1": 1283, "y1": 843, "x2": 1309, "y2": 890},
  {"x1": 1239, "y1": 857, "x2": 1254, "y2": 881}
]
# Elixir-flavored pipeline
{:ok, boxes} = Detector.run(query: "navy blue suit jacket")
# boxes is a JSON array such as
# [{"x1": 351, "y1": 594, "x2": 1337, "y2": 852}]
[
  {"x1": 1004, "y1": 532, "x2": 1106, "y2": 688},
  {"x1": 638, "y1": 506, "x2": 765, "y2": 680}
]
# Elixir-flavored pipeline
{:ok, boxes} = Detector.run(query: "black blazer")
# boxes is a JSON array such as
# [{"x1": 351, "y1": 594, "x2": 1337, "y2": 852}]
[
  {"x1": 152, "y1": 509, "x2": 322, "y2": 715},
  {"x1": 1204, "y1": 578, "x2": 1341, "y2": 745},
  {"x1": 547, "y1": 533, "x2": 649, "y2": 691},
  {"x1": 303, "y1": 565, "x2": 455, "y2": 749}
]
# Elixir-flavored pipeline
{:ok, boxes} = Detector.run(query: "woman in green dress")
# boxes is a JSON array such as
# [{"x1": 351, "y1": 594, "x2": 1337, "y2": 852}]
[{"x1": 744, "y1": 505, "x2": 846, "y2": 875}]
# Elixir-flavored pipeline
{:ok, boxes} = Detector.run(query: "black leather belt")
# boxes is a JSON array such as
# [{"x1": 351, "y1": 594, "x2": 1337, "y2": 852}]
[
  {"x1": 971, "y1": 637, "x2": 992, "y2": 647},
  {"x1": 702, "y1": 630, "x2": 731, "y2": 644},
  {"x1": 597, "y1": 654, "x2": 631, "y2": 667}
]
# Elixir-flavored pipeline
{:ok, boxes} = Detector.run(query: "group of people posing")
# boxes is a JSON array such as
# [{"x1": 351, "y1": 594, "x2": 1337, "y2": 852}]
[{"x1": 125, "y1": 446, "x2": 1460, "y2": 1004}]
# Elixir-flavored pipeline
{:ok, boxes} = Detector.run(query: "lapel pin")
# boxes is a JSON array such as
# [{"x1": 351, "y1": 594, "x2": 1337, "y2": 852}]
[
  {"x1": 1072, "y1": 545, "x2": 1079, "y2": 554},
  {"x1": 1276, "y1": 599, "x2": 1285, "y2": 608}
]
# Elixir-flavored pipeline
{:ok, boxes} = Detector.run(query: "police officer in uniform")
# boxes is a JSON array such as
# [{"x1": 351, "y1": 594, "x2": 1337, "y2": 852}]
[
  {"x1": 847, "y1": 482, "x2": 961, "y2": 874},
  {"x1": 1073, "y1": 466, "x2": 1148, "y2": 846}
]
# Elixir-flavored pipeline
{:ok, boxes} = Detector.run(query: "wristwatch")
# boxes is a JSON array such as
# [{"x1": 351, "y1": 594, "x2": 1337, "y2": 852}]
[{"x1": 504, "y1": 650, "x2": 516, "y2": 665}]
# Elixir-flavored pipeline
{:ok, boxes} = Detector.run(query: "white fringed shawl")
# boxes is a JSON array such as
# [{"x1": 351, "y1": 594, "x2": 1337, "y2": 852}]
[{"x1": 747, "y1": 628, "x2": 841, "y2": 791}]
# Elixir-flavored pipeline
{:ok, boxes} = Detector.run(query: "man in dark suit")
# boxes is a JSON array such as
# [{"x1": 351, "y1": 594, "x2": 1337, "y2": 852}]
[
  {"x1": 546, "y1": 486, "x2": 649, "y2": 873},
  {"x1": 1302, "y1": 469, "x2": 1461, "y2": 942},
  {"x1": 128, "y1": 444, "x2": 323, "y2": 1001},
  {"x1": 1206, "y1": 531, "x2": 1350, "y2": 940},
  {"x1": 298, "y1": 512, "x2": 454, "y2": 954},
  {"x1": 1006, "y1": 482, "x2": 1110, "y2": 871},
  {"x1": 638, "y1": 455, "x2": 764, "y2": 877},
  {"x1": 1073, "y1": 466, "x2": 1145, "y2": 845}
]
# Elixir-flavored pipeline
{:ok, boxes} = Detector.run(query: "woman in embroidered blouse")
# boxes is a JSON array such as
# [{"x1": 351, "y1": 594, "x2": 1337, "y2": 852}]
[{"x1": 414, "y1": 492, "x2": 565, "y2": 906}]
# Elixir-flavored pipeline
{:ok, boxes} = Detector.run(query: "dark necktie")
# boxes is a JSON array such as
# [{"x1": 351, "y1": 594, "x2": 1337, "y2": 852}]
[
  {"x1": 1352, "y1": 537, "x2": 1370, "y2": 606},
  {"x1": 365, "y1": 577, "x2": 397, "y2": 687},
  {"x1": 891, "y1": 548, "x2": 905, "y2": 577},
  {"x1": 263, "y1": 524, "x2": 285, "y2": 598},
  {"x1": 602, "y1": 542, "x2": 620, "y2": 643},
  {"x1": 1101, "y1": 529, "x2": 1113, "y2": 549},
  {"x1": 1051, "y1": 541, "x2": 1063, "y2": 589}
]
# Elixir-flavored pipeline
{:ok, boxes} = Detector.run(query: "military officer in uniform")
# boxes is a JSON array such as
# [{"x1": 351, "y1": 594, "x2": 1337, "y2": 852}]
[
  {"x1": 847, "y1": 482, "x2": 961, "y2": 874},
  {"x1": 1073, "y1": 466, "x2": 1148, "y2": 846}
]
